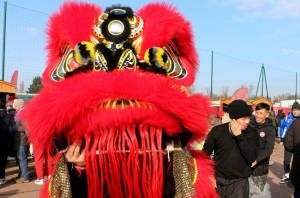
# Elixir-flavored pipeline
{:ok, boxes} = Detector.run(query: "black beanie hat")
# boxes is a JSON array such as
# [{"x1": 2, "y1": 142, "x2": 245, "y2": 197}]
[
  {"x1": 228, "y1": 99, "x2": 252, "y2": 119},
  {"x1": 292, "y1": 101, "x2": 300, "y2": 110}
]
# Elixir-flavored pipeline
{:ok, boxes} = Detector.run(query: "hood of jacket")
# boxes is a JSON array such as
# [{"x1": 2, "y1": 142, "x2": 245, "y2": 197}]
[{"x1": 251, "y1": 117, "x2": 274, "y2": 129}]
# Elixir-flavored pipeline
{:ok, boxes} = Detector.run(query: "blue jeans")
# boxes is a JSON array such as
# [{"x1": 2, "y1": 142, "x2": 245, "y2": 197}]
[
  {"x1": 16, "y1": 146, "x2": 29, "y2": 179},
  {"x1": 278, "y1": 127, "x2": 281, "y2": 137}
]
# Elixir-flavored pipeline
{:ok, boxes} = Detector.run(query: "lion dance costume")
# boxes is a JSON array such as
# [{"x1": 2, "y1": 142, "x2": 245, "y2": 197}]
[{"x1": 20, "y1": 2, "x2": 219, "y2": 198}]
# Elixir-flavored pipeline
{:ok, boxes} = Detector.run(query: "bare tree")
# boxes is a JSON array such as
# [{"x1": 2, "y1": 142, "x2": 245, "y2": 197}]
[
  {"x1": 248, "y1": 84, "x2": 254, "y2": 99},
  {"x1": 205, "y1": 87, "x2": 210, "y2": 96},
  {"x1": 240, "y1": 83, "x2": 247, "y2": 88},
  {"x1": 189, "y1": 85, "x2": 197, "y2": 94},
  {"x1": 221, "y1": 86, "x2": 229, "y2": 99},
  {"x1": 19, "y1": 80, "x2": 25, "y2": 93}
]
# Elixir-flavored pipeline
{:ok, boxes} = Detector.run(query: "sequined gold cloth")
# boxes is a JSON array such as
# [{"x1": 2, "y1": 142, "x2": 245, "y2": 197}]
[
  {"x1": 250, "y1": 175, "x2": 268, "y2": 192},
  {"x1": 173, "y1": 142, "x2": 197, "y2": 198},
  {"x1": 49, "y1": 155, "x2": 73, "y2": 198}
]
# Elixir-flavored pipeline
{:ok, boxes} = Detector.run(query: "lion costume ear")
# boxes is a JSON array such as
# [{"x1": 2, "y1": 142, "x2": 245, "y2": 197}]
[
  {"x1": 42, "y1": 2, "x2": 103, "y2": 87},
  {"x1": 136, "y1": 2, "x2": 199, "y2": 86}
]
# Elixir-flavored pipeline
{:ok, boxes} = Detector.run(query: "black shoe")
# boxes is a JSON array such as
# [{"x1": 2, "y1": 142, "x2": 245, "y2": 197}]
[{"x1": 280, "y1": 177, "x2": 289, "y2": 184}]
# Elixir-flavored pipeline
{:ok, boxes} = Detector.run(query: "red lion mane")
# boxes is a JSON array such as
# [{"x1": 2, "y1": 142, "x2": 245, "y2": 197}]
[{"x1": 20, "y1": 2, "x2": 218, "y2": 198}]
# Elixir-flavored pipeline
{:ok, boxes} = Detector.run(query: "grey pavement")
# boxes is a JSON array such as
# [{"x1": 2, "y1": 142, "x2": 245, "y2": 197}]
[{"x1": 0, "y1": 139, "x2": 295, "y2": 198}]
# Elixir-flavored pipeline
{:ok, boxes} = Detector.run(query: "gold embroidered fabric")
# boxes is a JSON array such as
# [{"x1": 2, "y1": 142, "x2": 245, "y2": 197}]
[
  {"x1": 50, "y1": 155, "x2": 73, "y2": 198},
  {"x1": 173, "y1": 142, "x2": 197, "y2": 198}
]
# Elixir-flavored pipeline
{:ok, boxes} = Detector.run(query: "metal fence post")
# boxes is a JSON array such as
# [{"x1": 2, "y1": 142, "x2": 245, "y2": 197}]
[
  {"x1": 263, "y1": 65, "x2": 269, "y2": 99},
  {"x1": 2, "y1": 1, "x2": 7, "y2": 81},
  {"x1": 255, "y1": 68, "x2": 262, "y2": 99},
  {"x1": 210, "y1": 50, "x2": 213, "y2": 98},
  {"x1": 296, "y1": 72, "x2": 298, "y2": 101}
]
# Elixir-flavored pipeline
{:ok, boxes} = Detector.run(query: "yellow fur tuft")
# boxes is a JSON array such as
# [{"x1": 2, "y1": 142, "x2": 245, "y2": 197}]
[{"x1": 144, "y1": 49, "x2": 151, "y2": 66}]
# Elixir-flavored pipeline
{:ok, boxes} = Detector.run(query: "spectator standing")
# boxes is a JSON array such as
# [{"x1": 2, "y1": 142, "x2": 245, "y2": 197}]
[
  {"x1": 6, "y1": 102, "x2": 16, "y2": 161},
  {"x1": 12, "y1": 99, "x2": 29, "y2": 183},
  {"x1": 280, "y1": 101, "x2": 300, "y2": 184},
  {"x1": 284, "y1": 118, "x2": 300, "y2": 198},
  {"x1": 33, "y1": 145, "x2": 52, "y2": 184},
  {"x1": 0, "y1": 98, "x2": 10, "y2": 185},
  {"x1": 249, "y1": 103, "x2": 276, "y2": 198},
  {"x1": 276, "y1": 110, "x2": 283, "y2": 138},
  {"x1": 204, "y1": 100, "x2": 260, "y2": 198},
  {"x1": 280, "y1": 113, "x2": 286, "y2": 143}
]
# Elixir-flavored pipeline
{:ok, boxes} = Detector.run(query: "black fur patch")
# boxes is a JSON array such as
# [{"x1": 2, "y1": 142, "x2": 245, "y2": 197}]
[
  {"x1": 64, "y1": 62, "x2": 94, "y2": 78},
  {"x1": 105, "y1": 5, "x2": 134, "y2": 18},
  {"x1": 101, "y1": 6, "x2": 133, "y2": 43},
  {"x1": 139, "y1": 62, "x2": 167, "y2": 75},
  {"x1": 95, "y1": 43, "x2": 124, "y2": 71},
  {"x1": 78, "y1": 43, "x2": 90, "y2": 59},
  {"x1": 101, "y1": 16, "x2": 131, "y2": 43}
]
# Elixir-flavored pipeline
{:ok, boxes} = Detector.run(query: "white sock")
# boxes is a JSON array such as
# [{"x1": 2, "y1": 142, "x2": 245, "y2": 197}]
[{"x1": 285, "y1": 173, "x2": 289, "y2": 178}]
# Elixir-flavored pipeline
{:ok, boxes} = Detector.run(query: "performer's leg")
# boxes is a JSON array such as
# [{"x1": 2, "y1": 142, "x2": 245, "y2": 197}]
[
  {"x1": 44, "y1": 148, "x2": 53, "y2": 176},
  {"x1": 33, "y1": 145, "x2": 44, "y2": 180},
  {"x1": 227, "y1": 178, "x2": 249, "y2": 198}
]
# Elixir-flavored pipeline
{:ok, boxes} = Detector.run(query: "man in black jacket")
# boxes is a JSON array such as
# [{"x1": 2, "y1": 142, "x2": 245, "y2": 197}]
[
  {"x1": 204, "y1": 100, "x2": 260, "y2": 198},
  {"x1": 249, "y1": 103, "x2": 276, "y2": 198},
  {"x1": 0, "y1": 98, "x2": 10, "y2": 185},
  {"x1": 285, "y1": 118, "x2": 300, "y2": 198}
]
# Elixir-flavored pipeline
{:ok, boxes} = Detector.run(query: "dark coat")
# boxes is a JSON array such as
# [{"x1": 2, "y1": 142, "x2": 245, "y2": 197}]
[
  {"x1": 285, "y1": 118, "x2": 300, "y2": 189},
  {"x1": 0, "y1": 109, "x2": 10, "y2": 143},
  {"x1": 249, "y1": 118, "x2": 276, "y2": 176},
  {"x1": 204, "y1": 123, "x2": 260, "y2": 180},
  {"x1": 13, "y1": 110, "x2": 28, "y2": 146}
]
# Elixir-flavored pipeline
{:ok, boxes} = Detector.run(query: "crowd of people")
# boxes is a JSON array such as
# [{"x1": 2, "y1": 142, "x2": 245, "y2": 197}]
[
  {"x1": 0, "y1": 97, "x2": 52, "y2": 186},
  {"x1": 1, "y1": 97, "x2": 300, "y2": 198},
  {"x1": 206, "y1": 100, "x2": 300, "y2": 198}
]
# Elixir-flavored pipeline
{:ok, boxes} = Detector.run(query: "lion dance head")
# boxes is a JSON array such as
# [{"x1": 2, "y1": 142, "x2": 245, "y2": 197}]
[{"x1": 20, "y1": 2, "x2": 218, "y2": 198}]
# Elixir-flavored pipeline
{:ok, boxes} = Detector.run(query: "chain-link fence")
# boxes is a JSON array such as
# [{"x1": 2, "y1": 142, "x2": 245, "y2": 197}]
[
  {"x1": 0, "y1": 1, "x2": 298, "y2": 101},
  {"x1": 0, "y1": 1, "x2": 48, "y2": 93},
  {"x1": 194, "y1": 49, "x2": 297, "y2": 101}
]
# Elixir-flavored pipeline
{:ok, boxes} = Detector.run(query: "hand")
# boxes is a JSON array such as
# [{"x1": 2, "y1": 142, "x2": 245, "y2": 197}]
[
  {"x1": 230, "y1": 119, "x2": 242, "y2": 136},
  {"x1": 65, "y1": 143, "x2": 86, "y2": 170},
  {"x1": 209, "y1": 175, "x2": 217, "y2": 189},
  {"x1": 251, "y1": 160, "x2": 257, "y2": 167}
]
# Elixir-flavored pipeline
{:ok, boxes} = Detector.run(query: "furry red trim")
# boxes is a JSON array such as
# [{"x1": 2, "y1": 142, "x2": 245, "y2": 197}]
[
  {"x1": 188, "y1": 149, "x2": 219, "y2": 198},
  {"x1": 43, "y1": 2, "x2": 102, "y2": 87},
  {"x1": 20, "y1": 69, "x2": 212, "y2": 150},
  {"x1": 137, "y1": 2, "x2": 199, "y2": 86}
]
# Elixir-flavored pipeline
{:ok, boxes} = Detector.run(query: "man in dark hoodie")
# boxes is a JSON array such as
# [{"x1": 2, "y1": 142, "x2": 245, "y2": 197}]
[
  {"x1": 204, "y1": 100, "x2": 260, "y2": 198},
  {"x1": 0, "y1": 98, "x2": 10, "y2": 185},
  {"x1": 249, "y1": 103, "x2": 276, "y2": 198},
  {"x1": 285, "y1": 118, "x2": 300, "y2": 198},
  {"x1": 280, "y1": 101, "x2": 300, "y2": 183}
]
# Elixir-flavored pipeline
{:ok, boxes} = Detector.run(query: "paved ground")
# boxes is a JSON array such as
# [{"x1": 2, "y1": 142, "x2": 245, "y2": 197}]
[{"x1": 0, "y1": 139, "x2": 295, "y2": 198}]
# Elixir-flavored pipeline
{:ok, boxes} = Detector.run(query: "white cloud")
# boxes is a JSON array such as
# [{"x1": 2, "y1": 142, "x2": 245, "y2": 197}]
[
  {"x1": 214, "y1": 0, "x2": 300, "y2": 19},
  {"x1": 280, "y1": 49, "x2": 300, "y2": 54}
]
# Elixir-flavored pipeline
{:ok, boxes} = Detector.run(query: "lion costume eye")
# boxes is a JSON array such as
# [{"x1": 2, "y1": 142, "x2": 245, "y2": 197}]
[
  {"x1": 50, "y1": 45, "x2": 81, "y2": 81},
  {"x1": 143, "y1": 40, "x2": 188, "y2": 79}
]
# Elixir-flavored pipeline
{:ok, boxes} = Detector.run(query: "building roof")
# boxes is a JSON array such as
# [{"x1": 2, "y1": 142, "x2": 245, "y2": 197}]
[
  {"x1": 251, "y1": 97, "x2": 273, "y2": 106},
  {"x1": 0, "y1": 80, "x2": 18, "y2": 94}
]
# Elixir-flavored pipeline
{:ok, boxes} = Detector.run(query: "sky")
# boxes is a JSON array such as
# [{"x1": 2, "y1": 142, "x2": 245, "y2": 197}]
[{"x1": 1, "y1": 0, "x2": 300, "y2": 97}]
